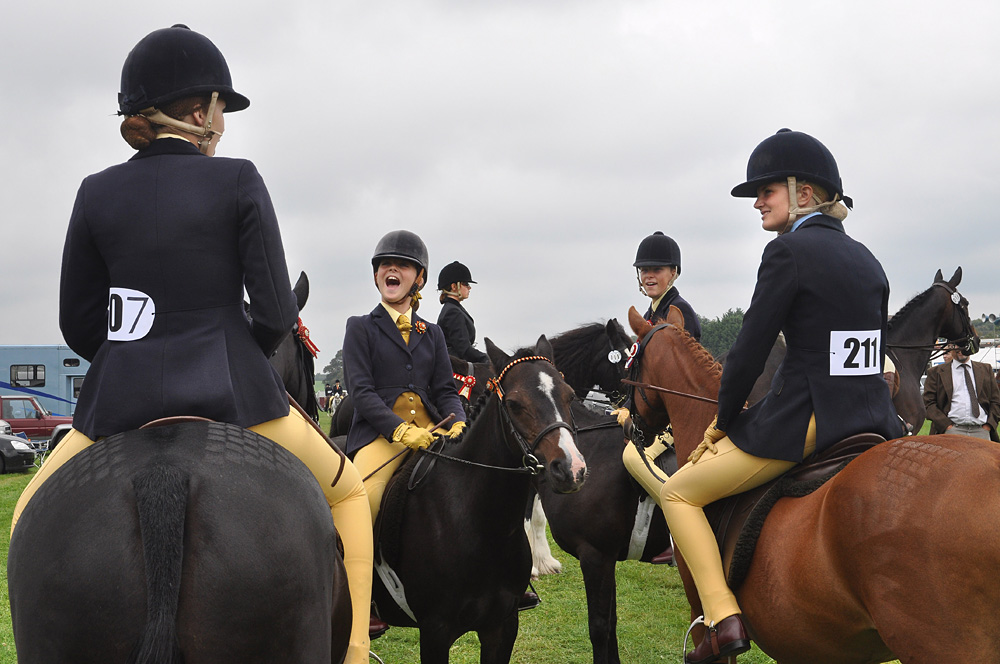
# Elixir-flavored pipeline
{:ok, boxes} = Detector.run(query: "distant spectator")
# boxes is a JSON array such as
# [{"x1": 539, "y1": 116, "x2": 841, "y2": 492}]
[{"x1": 923, "y1": 345, "x2": 1000, "y2": 441}]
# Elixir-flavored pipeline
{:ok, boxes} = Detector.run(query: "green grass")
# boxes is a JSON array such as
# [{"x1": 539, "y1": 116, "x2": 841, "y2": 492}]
[{"x1": 0, "y1": 411, "x2": 908, "y2": 663}]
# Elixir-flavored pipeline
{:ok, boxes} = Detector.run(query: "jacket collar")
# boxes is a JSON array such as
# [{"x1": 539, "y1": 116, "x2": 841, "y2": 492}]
[
  {"x1": 129, "y1": 137, "x2": 206, "y2": 162},
  {"x1": 370, "y1": 304, "x2": 426, "y2": 354},
  {"x1": 794, "y1": 213, "x2": 844, "y2": 234}
]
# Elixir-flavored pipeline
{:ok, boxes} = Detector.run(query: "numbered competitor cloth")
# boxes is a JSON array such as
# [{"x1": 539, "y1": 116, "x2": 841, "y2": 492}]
[
  {"x1": 60, "y1": 138, "x2": 296, "y2": 440},
  {"x1": 716, "y1": 213, "x2": 903, "y2": 461}
]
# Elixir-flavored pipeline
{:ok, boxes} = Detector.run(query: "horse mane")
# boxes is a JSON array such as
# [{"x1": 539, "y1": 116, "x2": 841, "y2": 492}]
[
  {"x1": 887, "y1": 286, "x2": 934, "y2": 332},
  {"x1": 550, "y1": 323, "x2": 607, "y2": 369},
  {"x1": 664, "y1": 324, "x2": 723, "y2": 380}
]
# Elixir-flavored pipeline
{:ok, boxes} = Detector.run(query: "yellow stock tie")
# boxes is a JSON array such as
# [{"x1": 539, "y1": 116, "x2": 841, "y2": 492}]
[{"x1": 397, "y1": 314, "x2": 412, "y2": 344}]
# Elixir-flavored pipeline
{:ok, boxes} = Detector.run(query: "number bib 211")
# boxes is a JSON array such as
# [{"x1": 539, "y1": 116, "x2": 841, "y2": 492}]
[
  {"x1": 829, "y1": 330, "x2": 881, "y2": 376},
  {"x1": 108, "y1": 287, "x2": 155, "y2": 341}
]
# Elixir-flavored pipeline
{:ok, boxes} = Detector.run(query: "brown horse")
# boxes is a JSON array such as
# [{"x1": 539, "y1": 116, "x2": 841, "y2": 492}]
[{"x1": 627, "y1": 305, "x2": 1000, "y2": 664}]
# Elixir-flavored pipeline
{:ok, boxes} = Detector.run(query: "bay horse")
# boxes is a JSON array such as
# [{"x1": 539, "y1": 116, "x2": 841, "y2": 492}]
[
  {"x1": 7, "y1": 420, "x2": 351, "y2": 663},
  {"x1": 628, "y1": 305, "x2": 1000, "y2": 664},
  {"x1": 270, "y1": 271, "x2": 321, "y2": 420},
  {"x1": 369, "y1": 336, "x2": 587, "y2": 663}
]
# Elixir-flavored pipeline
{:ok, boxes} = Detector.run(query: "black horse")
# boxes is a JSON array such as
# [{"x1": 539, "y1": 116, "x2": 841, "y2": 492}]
[
  {"x1": 535, "y1": 402, "x2": 672, "y2": 664},
  {"x1": 370, "y1": 336, "x2": 588, "y2": 663},
  {"x1": 8, "y1": 421, "x2": 351, "y2": 663},
  {"x1": 270, "y1": 271, "x2": 320, "y2": 420},
  {"x1": 885, "y1": 267, "x2": 978, "y2": 432},
  {"x1": 549, "y1": 319, "x2": 632, "y2": 401}
]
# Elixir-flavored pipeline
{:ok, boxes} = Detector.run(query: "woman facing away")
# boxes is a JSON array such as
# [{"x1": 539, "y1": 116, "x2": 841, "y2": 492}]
[{"x1": 11, "y1": 24, "x2": 375, "y2": 664}]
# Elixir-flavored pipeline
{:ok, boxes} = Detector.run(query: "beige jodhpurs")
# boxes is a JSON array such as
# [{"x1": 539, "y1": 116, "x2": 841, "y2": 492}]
[{"x1": 659, "y1": 415, "x2": 817, "y2": 625}]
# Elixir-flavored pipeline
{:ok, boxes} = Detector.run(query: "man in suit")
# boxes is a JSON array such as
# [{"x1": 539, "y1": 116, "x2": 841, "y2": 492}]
[{"x1": 923, "y1": 346, "x2": 1000, "y2": 441}]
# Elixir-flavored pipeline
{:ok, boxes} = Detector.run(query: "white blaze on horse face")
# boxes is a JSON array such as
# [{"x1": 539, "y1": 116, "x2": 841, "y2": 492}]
[{"x1": 537, "y1": 373, "x2": 587, "y2": 475}]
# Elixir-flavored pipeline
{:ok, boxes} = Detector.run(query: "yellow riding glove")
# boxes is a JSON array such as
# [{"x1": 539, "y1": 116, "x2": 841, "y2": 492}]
[
  {"x1": 610, "y1": 407, "x2": 631, "y2": 427},
  {"x1": 392, "y1": 422, "x2": 435, "y2": 450},
  {"x1": 689, "y1": 415, "x2": 726, "y2": 463},
  {"x1": 445, "y1": 421, "x2": 467, "y2": 438}
]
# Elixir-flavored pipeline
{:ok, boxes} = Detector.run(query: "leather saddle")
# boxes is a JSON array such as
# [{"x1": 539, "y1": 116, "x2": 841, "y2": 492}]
[{"x1": 704, "y1": 432, "x2": 885, "y2": 590}]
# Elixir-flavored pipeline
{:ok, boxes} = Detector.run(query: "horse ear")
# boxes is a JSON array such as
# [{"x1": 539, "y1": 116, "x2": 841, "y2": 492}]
[
  {"x1": 606, "y1": 318, "x2": 623, "y2": 345},
  {"x1": 627, "y1": 306, "x2": 653, "y2": 341},
  {"x1": 534, "y1": 334, "x2": 555, "y2": 362},
  {"x1": 292, "y1": 271, "x2": 309, "y2": 312},
  {"x1": 665, "y1": 304, "x2": 685, "y2": 329},
  {"x1": 485, "y1": 338, "x2": 510, "y2": 374},
  {"x1": 949, "y1": 267, "x2": 962, "y2": 287},
  {"x1": 934, "y1": 269, "x2": 943, "y2": 283}
]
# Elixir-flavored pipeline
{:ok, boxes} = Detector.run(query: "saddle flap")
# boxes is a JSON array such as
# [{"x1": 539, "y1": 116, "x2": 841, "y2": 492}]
[{"x1": 707, "y1": 432, "x2": 886, "y2": 590}]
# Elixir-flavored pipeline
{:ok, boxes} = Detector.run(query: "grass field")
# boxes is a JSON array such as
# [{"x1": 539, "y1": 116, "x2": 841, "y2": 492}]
[{"x1": 0, "y1": 411, "x2": 920, "y2": 663}]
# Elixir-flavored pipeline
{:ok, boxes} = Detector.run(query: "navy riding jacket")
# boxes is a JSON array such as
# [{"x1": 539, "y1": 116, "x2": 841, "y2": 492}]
[
  {"x1": 60, "y1": 138, "x2": 296, "y2": 439},
  {"x1": 716, "y1": 214, "x2": 904, "y2": 461},
  {"x1": 437, "y1": 298, "x2": 488, "y2": 363},
  {"x1": 645, "y1": 287, "x2": 701, "y2": 340},
  {"x1": 343, "y1": 305, "x2": 466, "y2": 456}
]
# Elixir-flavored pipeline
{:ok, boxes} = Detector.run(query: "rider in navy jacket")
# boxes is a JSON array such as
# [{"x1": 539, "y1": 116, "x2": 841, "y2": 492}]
[
  {"x1": 60, "y1": 137, "x2": 294, "y2": 440},
  {"x1": 658, "y1": 129, "x2": 903, "y2": 664},
  {"x1": 717, "y1": 211, "x2": 903, "y2": 460},
  {"x1": 344, "y1": 304, "x2": 465, "y2": 457}
]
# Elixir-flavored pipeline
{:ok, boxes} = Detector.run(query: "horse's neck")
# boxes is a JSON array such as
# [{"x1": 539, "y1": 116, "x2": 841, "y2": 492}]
[
  {"x1": 669, "y1": 399, "x2": 719, "y2": 463},
  {"x1": 887, "y1": 292, "x2": 945, "y2": 376},
  {"x1": 453, "y1": 399, "x2": 533, "y2": 501}
]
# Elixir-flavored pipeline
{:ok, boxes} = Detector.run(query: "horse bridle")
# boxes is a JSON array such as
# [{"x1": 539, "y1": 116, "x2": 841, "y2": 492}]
[
  {"x1": 622, "y1": 323, "x2": 674, "y2": 449},
  {"x1": 886, "y1": 281, "x2": 978, "y2": 358},
  {"x1": 413, "y1": 355, "x2": 577, "y2": 479}
]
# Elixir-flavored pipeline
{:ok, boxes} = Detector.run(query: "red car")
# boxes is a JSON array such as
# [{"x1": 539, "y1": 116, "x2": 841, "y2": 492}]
[{"x1": 0, "y1": 395, "x2": 73, "y2": 448}]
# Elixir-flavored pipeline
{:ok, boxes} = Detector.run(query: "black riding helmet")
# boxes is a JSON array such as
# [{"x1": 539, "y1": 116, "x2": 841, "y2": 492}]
[
  {"x1": 730, "y1": 129, "x2": 853, "y2": 208},
  {"x1": 372, "y1": 230, "x2": 429, "y2": 290},
  {"x1": 437, "y1": 261, "x2": 477, "y2": 290},
  {"x1": 634, "y1": 232, "x2": 681, "y2": 274},
  {"x1": 118, "y1": 24, "x2": 250, "y2": 115}
]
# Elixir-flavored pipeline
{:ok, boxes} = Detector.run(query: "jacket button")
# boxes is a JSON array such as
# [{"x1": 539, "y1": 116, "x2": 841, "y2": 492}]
[
  {"x1": 408, "y1": 383, "x2": 414, "y2": 389},
  {"x1": 410, "y1": 410, "x2": 416, "y2": 415},
  {"x1": 406, "y1": 364, "x2": 412, "y2": 370},
  {"x1": 408, "y1": 396, "x2": 414, "y2": 402}
]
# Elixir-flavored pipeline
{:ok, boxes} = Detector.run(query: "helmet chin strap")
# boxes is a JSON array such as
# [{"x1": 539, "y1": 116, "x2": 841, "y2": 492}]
[
  {"x1": 138, "y1": 91, "x2": 222, "y2": 154},
  {"x1": 781, "y1": 175, "x2": 847, "y2": 234}
]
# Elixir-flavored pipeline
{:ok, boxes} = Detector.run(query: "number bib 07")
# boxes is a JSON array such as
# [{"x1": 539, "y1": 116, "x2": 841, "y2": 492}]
[
  {"x1": 829, "y1": 330, "x2": 881, "y2": 376},
  {"x1": 108, "y1": 287, "x2": 155, "y2": 341}
]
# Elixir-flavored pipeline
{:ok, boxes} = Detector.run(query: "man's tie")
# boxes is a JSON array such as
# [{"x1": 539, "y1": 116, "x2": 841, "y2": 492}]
[
  {"x1": 962, "y1": 363, "x2": 980, "y2": 418},
  {"x1": 397, "y1": 314, "x2": 412, "y2": 344}
]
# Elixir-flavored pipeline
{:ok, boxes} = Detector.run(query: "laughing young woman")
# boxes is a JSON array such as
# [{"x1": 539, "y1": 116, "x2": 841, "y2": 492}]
[{"x1": 343, "y1": 230, "x2": 467, "y2": 526}]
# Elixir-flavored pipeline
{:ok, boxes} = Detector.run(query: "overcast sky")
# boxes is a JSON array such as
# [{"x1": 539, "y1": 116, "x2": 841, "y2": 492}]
[{"x1": 3, "y1": 1, "x2": 998, "y2": 373}]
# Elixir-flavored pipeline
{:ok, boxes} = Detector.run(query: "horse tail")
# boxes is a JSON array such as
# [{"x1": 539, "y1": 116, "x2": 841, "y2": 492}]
[{"x1": 127, "y1": 464, "x2": 189, "y2": 664}]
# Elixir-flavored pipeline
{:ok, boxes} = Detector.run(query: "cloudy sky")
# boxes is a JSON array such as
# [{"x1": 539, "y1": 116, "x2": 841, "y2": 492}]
[{"x1": 2, "y1": 1, "x2": 998, "y2": 373}]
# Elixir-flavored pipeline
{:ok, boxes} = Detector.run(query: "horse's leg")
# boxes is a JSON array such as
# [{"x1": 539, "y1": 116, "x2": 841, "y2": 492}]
[
  {"x1": 478, "y1": 611, "x2": 519, "y2": 664},
  {"x1": 579, "y1": 547, "x2": 620, "y2": 664},
  {"x1": 527, "y1": 496, "x2": 562, "y2": 577},
  {"x1": 418, "y1": 627, "x2": 458, "y2": 664}
]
